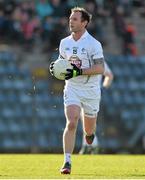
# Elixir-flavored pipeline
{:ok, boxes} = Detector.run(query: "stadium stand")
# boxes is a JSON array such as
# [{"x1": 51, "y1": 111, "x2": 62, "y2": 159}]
[
  {"x1": 99, "y1": 55, "x2": 145, "y2": 153},
  {"x1": 0, "y1": 49, "x2": 145, "y2": 153}
]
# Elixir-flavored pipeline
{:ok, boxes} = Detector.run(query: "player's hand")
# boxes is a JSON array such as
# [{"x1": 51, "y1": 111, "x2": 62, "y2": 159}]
[
  {"x1": 65, "y1": 64, "x2": 82, "y2": 80},
  {"x1": 49, "y1": 62, "x2": 54, "y2": 75},
  {"x1": 103, "y1": 76, "x2": 113, "y2": 88}
]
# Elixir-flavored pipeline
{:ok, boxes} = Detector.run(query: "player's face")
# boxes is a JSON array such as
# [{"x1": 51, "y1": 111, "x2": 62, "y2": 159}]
[{"x1": 69, "y1": 12, "x2": 87, "y2": 33}]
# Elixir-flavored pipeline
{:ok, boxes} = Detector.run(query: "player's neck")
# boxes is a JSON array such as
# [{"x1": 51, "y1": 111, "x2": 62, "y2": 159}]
[{"x1": 72, "y1": 29, "x2": 86, "y2": 41}]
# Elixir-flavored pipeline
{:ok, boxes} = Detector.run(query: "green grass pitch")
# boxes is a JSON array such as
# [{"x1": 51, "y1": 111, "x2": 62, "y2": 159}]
[{"x1": 0, "y1": 154, "x2": 145, "y2": 179}]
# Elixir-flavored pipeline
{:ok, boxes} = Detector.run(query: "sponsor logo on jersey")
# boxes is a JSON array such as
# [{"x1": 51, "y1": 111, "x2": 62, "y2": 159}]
[{"x1": 69, "y1": 55, "x2": 82, "y2": 68}]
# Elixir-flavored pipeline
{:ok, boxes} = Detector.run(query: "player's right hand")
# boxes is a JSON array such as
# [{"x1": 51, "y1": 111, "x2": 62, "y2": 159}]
[
  {"x1": 65, "y1": 63, "x2": 82, "y2": 80},
  {"x1": 49, "y1": 62, "x2": 54, "y2": 75}
]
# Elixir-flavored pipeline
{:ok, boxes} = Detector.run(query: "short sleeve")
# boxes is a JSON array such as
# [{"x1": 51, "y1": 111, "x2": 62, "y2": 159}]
[
  {"x1": 59, "y1": 40, "x2": 66, "y2": 59},
  {"x1": 104, "y1": 61, "x2": 112, "y2": 75},
  {"x1": 91, "y1": 41, "x2": 104, "y2": 59}
]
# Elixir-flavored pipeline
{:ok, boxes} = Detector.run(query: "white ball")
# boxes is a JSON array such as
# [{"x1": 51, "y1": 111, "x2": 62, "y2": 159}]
[{"x1": 53, "y1": 58, "x2": 72, "y2": 80}]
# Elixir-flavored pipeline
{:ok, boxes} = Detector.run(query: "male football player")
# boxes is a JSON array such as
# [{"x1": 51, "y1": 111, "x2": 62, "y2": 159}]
[{"x1": 50, "y1": 7, "x2": 105, "y2": 174}]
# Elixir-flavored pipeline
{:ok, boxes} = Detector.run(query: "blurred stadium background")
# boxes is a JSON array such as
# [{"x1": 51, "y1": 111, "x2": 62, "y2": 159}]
[{"x1": 0, "y1": 0, "x2": 145, "y2": 154}]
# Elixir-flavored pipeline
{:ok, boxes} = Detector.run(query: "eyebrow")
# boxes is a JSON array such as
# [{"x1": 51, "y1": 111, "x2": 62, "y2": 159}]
[{"x1": 69, "y1": 17, "x2": 78, "y2": 20}]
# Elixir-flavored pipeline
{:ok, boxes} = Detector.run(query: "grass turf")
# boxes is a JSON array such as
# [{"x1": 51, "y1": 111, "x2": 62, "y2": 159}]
[{"x1": 0, "y1": 154, "x2": 145, "y2": 179}]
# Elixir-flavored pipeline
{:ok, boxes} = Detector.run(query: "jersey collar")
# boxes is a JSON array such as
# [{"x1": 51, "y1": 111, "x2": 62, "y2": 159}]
[{"x1": 69, "y1": 30, "x2": 89, "y2": 40}]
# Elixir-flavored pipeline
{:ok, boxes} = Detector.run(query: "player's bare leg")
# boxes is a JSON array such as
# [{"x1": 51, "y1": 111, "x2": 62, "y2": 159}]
[
  {"x1": 83, "y1": 116, "x2": 97, "y2": 145},
  {"x1": 60, "y1": 105, "x2": 81, "y2": 174}
]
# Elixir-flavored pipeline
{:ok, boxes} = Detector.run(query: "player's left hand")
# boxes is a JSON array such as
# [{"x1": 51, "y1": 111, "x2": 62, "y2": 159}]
[
  {"x1": 49, "y1": 62, "x2": 54, "y2": 75},
  {"x1": 65, "y1": 64, "x2": 82, "y2": 80}
]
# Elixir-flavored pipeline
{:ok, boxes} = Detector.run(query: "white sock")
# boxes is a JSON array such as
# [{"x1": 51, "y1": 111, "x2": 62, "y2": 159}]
[
  {"x1": 64, "y1": 153, "x2": 71, "y2": 164},
  {"x1": 82, "y1": 134, "x2": 98, "y2": 147},
  {"x1": 91, "y1": 135, "x2": 99, "y2": 148}
]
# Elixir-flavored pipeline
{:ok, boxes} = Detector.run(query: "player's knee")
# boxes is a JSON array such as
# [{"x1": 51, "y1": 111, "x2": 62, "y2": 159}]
[{"x1": 66, "y1": 121, "x2": 77, "y2": 131}]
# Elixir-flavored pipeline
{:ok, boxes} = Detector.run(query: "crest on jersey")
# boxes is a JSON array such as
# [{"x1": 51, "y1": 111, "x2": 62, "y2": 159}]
[{"x1": 81, "y1": 48, "x2": 87, "y2": 54}]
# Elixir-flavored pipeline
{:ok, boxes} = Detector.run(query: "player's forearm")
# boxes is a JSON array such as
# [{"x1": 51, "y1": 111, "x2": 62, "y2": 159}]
[
  {"x1": 64, "y1": 58, "x2": 104, "y2": 79},
  {"x1": 82, "y1": 64, "x2": 104, "y2": 75}
]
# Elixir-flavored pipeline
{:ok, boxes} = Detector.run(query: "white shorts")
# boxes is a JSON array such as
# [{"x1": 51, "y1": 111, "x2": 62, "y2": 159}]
[{"x1": 63, "y1": 85, "x2": 101, "y2": 118}]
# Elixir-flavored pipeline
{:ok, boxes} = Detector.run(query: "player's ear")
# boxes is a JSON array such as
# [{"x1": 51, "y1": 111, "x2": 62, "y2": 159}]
[{"x1": 83, "y1": 20, "x2": 88, "y2": 28}]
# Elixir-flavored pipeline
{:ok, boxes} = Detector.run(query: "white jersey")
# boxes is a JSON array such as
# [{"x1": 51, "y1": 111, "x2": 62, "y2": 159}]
[{"x1": 59, "y1": 31, "x2": 104, "y2": 89}]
